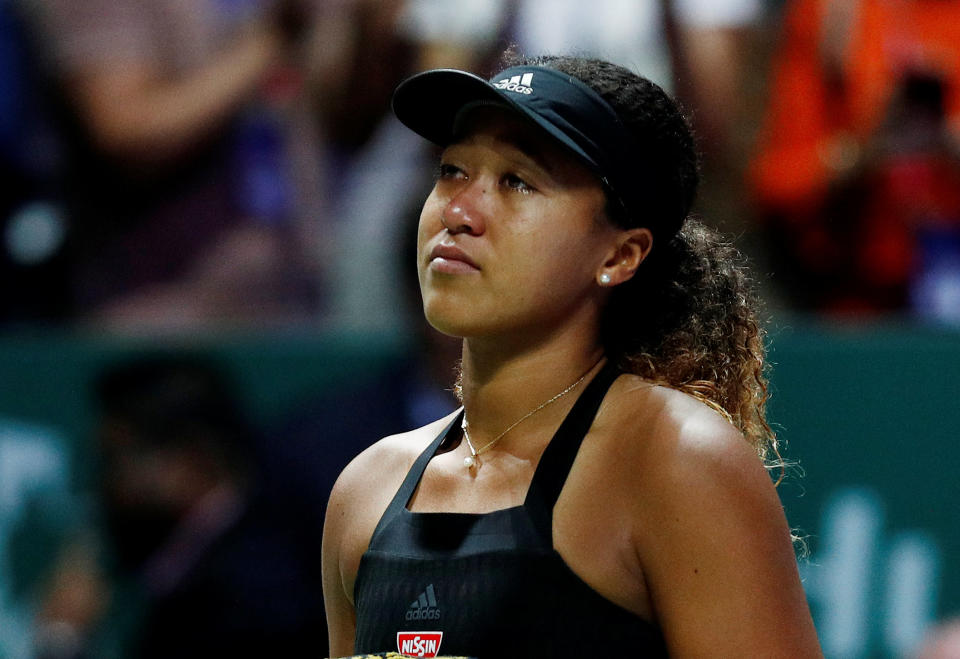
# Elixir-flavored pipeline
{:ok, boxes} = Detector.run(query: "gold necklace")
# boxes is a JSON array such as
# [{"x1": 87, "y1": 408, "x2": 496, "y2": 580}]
[{"x1": 460, "y1": 359, "x2": 601, "y2": 470}]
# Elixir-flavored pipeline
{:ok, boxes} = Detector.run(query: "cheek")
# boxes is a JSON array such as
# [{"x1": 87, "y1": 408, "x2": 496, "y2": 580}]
[
  {"x1": 416, "y1": 202, "x2": 440, "y2": 273},
  {"x1": 518, "y1": 220, "x2": 604, "y2": 282},
  {"x1": 420, "y1": 188, "x2": 444, "y2": 228}
]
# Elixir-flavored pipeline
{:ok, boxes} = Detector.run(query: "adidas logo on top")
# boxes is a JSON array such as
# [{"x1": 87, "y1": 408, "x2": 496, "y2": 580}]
[
  {"x1": 494, "y1": 73, "x2": 534, "y2": 95},
  {"x1": 406, "y1": 584, "x2": 442, "y2": 621}
]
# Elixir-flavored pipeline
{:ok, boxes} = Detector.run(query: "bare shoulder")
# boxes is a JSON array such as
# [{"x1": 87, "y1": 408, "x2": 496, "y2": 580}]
[
  {"x1": 599, "y1": 373, "x2": 772, "y2": 497},
  {"x1": 597, "y1": 374, "x2": 783, "y2": 542},
  {"x1": 593, "y1": 375, "x2": 821, "y2": 656},
  {"x1": 327, "y1": 409, "x2": 461, "y2": 519}
]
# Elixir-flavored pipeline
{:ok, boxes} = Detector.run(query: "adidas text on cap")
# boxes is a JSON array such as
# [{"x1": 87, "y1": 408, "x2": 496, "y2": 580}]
[{"x1": 391, "y1": 65, "x2": 666, "y2": 236}]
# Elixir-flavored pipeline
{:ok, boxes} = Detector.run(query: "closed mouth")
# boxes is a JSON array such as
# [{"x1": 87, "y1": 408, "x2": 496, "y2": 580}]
[{"x1": 429, "y1": 243, "x2": 480, "y2": 270}]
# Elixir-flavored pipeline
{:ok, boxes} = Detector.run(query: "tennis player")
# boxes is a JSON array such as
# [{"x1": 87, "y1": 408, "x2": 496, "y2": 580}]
[{"x1": 321, "y1": 53, "x2": 822, "y2": 658}]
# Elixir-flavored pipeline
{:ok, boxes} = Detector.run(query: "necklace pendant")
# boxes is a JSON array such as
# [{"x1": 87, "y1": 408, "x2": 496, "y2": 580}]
[{"x1": 463, "y1": 455, "x2": 476, "y2": 469}]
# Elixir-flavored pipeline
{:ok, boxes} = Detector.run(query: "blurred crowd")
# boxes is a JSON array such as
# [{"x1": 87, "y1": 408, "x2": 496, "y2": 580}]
[
  {"x1": 2, "y1": 0, "x2": 960, "y2": 657},
  {"x1": 751, "y1": 0, "x2": 960, "y2": 320},
  {"x1": 3, "y1": 0, "x2": 957, "y2": 332}
]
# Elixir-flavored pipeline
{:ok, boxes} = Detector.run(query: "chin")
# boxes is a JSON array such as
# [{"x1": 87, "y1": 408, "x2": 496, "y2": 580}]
[
  {"x1": 422, "y1": 295, "x2": 489, "y2": 338},
  {"x1": 423, "y1": 306, "x2": 471, "y2": 338}
]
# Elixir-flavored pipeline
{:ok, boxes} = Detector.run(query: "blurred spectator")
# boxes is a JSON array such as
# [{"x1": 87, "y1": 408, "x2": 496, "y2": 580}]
[
  {"x1": 32, "y1": 353, "x2": 327, "y2": 658},
  {"x1": 750, "y1": 0, "x2": 960, "y2": 319},
  {"x1": 9, "y1": 0, "x2": 343, "y2": 327},
  {"x1": 396, "y1": 0, "x2": 508, "y2": 72}
]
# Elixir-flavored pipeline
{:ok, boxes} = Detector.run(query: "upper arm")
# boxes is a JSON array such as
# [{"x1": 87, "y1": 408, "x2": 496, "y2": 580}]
[
  {"x1": 49, "y1": 14, "x2": 278, "y2": 163},
  {"x1": 321, "y1": 464, "x2": 360, "y2": 658},
  {"x1": 635, "y1": 416, "x2": 822, "y2": 657},
  {"x1": 321, "y1": 441, "x2": 402, "y2": 658},
  {"x1": 36, "y1": 0, "x2": 164, "y2": 152}
]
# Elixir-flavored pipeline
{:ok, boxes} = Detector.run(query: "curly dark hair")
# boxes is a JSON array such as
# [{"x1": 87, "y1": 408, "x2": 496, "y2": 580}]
[{"x1": 500, "y1": 52, "x2": 780, "y2": 471}]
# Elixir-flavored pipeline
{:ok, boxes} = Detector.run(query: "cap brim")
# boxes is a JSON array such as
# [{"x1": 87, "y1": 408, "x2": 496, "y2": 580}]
[
  {"x1": 391, "y1": 69, "x2": 598, "y2": 172},
  {"x1": 392, "y1": 69, "x2": 510, "y2": 146}
]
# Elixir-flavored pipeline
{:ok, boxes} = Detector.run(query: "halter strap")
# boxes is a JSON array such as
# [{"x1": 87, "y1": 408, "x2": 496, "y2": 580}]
[
  {"x1": 523, "y1": 360, "x2": 621, "y2": 542},
  {"x1": 368, "y1": 411, "x2": 463, "y2": 544}
]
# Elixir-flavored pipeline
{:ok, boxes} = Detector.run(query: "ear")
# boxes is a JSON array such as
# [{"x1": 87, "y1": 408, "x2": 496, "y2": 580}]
[{"x1": 596, "y1": 228, "x2": 653, "y2": 287}]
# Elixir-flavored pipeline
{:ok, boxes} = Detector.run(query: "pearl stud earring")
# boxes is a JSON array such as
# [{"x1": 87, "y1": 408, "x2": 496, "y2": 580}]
[{"x1": 599, "y1": 273, "x2": 612, "y2": 285}]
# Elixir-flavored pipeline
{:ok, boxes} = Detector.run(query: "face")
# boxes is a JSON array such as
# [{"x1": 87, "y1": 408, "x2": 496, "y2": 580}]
[{"x1": 417, "y1": 107, "x2": 621, "y2": 340}]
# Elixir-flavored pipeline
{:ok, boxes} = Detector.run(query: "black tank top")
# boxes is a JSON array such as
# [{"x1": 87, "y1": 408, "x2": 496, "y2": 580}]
[{"x1": 353, "y1": 362, "x2": 667, "y2": 658}]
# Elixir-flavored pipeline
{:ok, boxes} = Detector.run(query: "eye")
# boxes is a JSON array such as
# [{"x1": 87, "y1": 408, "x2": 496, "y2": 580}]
[
  {"x1": 436, "y1": 162, "x2": 464, "y2": 180},
  {"x1": 502, "y1": 173, "x2": 535, "y2": 194}
]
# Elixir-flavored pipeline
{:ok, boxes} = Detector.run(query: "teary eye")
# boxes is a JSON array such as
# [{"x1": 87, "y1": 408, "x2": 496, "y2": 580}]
[
  {"x1": 436, "y1": 162, "x2": 464, "y2": 180},
  {"x1": 503, "y1": 173, "x2": 534, "y2": 193}
]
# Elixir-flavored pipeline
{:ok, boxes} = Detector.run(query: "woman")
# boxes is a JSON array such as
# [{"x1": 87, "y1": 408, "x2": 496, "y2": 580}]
[{"x1": 322, "y1": 53, "x2": 822, "y2": 658}]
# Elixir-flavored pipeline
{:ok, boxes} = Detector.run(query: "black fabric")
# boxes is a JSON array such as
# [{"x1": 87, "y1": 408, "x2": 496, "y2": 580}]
[{"x1": 353, "y1": 362, "x2": 667, "y2": 658}]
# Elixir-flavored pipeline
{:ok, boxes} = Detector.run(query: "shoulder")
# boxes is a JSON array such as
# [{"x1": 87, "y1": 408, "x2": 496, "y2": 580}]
[
  {"x1": 598, "y1": 373, "x2": 756, "y2": 463},
  {"x1": 601, "y1": 373, "x2": 766, "y2": 478},
  {"x1": 593, "y1": 373, "x2": 783, "y2": 543},
  {"x1": 327, "y1": 409, "x2": 461, "y2": 518}
]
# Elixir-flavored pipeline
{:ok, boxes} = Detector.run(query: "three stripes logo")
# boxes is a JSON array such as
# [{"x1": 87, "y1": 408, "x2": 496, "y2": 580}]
[
  {"x1": 406, "y1": 583, "x2": 441, "y2": 621},
  {"x1": 494, "y1": 72, "x2": 534, "y2": 95},
  {"x1": 398, "y1": 584, "x2": 443, "y2": 657}
]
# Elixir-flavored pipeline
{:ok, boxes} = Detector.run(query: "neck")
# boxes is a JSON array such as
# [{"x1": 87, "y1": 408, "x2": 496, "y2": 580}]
[{"x1": 458, "y1": 331, "x2": 606, "y2": 452}]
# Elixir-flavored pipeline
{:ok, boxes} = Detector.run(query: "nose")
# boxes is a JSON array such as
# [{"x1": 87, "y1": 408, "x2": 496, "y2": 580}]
[{"x1": 441, "y1": 181, "x2": 487, "y2": 235}]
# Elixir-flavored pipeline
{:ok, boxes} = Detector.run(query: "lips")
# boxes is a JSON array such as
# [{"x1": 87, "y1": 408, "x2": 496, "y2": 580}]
[{"x1": 428, "y1": 243, "x2": 480, "y2": 272}]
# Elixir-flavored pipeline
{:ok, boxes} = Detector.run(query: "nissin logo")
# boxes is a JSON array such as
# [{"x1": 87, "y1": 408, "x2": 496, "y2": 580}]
[
  {"x1": 494, "y1": 73, "x2": 534, "y2": 94},
  {"x1": 396, "y1": 631, "x2": 443, "y2": 657}
]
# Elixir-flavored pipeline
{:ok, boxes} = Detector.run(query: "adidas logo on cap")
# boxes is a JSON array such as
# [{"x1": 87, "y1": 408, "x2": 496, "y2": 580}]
[
  {"x1": 493, "y1": 72, "x2": 534, "y2": 95},
  {"x1": 406, "y1": 584, "x2": 442, "y2": 621}
]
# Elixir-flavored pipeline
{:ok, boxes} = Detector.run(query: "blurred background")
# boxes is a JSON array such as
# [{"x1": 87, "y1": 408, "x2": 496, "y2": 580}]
[{"x1": 0, "y1": 0, "x2": 958, "y2": 657}]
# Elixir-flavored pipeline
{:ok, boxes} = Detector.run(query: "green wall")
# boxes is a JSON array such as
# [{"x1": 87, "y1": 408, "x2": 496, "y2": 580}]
[{"x1": 767, "y1": 322, "x2": 960, "y2": 657}]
